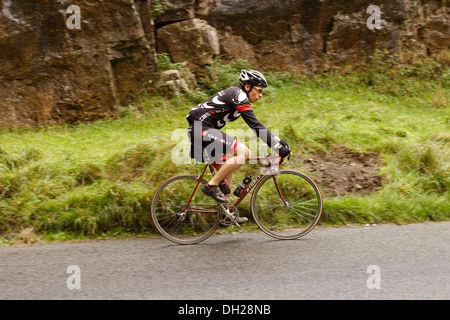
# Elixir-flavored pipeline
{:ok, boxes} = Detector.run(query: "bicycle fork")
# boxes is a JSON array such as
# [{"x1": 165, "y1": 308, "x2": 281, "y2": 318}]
[{"x1": 272, "y1": 175, "x2": 290, "y2": 207}]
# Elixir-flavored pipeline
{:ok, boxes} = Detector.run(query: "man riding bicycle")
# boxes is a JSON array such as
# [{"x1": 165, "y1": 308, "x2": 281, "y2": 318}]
[{"x1": 186, "y1": 70, "x2": 291, "y2": 214}]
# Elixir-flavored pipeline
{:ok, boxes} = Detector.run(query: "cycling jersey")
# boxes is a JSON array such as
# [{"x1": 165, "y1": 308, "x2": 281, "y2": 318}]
[{"x1": 186, "y1": 85, "x2": 279, "y2": 148}]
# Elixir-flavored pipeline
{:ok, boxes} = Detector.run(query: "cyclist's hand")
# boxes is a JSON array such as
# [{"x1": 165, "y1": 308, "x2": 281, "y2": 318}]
[
  {"x1": 276, "y1": 139, "x2": 291, "y2": 158},
  {"x1": 278, "y1": 145, "x2": 291, "y2": 158}
]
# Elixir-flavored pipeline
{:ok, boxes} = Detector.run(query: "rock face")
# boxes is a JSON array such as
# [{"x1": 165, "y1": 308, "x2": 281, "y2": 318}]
[
  {"x1": 157, "y1": 18, "x2": 220, "y2": 75},
  {"x1": 0, "y1": 0, "x2": 159, "y2": 127},
  {"x1": 0, "y1": 0, "x2": 448, "y2": 127},
  {"x1": 199, "y1": 0, "x2": 449, "y2": 73}
]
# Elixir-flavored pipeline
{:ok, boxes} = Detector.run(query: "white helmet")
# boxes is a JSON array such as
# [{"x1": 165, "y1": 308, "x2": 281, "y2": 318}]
[{"x1": 239, "y1": 70, "x2": 268, "y2": 88}]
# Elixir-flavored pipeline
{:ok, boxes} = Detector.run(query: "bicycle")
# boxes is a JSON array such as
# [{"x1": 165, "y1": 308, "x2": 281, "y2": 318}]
[{"x1": 150, "y1": 146, "x2": 323, "y2": 245}]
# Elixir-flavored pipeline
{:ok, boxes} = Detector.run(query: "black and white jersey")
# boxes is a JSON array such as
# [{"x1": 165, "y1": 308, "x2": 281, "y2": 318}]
[{"x1": 186, "y1": 85, "x2": 278, "y2": 147}]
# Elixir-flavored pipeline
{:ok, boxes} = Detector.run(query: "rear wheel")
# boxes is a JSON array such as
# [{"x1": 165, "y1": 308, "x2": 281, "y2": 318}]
[{"x1": 151, "y1": 175, "x2": 219, "y2": 245}]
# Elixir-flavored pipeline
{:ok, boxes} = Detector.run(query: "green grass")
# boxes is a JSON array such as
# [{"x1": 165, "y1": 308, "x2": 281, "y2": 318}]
[{"x1": 1, "y1": 52, "x2": 449, "y2": 243}]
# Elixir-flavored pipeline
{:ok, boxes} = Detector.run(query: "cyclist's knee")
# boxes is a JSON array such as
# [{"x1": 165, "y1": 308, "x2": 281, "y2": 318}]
[
  {"x1": 234, "y1": 141, "x2": 250, "y2": 160},
  {"x1": 244, "y1": 145, "x2": 250, "y2": 160}
]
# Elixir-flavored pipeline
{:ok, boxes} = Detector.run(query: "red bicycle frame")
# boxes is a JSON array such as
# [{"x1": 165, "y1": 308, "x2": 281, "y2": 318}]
[{"x1": 186, "y1": 154, "x2": 287, "y2": 213}]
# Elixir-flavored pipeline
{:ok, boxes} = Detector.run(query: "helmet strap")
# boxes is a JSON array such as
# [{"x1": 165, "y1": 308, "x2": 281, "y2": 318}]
[{"x1": 241, "y1": 83, "x2": 253, "y2": 97}]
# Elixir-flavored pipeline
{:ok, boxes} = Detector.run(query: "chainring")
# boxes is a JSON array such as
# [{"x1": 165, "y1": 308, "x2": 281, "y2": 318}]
[{"x1": 217, "y1": 205, "x2": 239, "y2": 227}]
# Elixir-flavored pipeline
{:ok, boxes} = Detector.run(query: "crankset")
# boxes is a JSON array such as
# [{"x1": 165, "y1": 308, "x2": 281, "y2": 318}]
[{"x1": 217, "y1": 204, "x2": 240, "y2": 228}]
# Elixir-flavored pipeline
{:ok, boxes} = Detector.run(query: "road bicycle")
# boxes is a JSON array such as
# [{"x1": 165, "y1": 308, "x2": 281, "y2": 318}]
[{"x1": 150, "y1": 147, "x2": 323, "y2": 245}]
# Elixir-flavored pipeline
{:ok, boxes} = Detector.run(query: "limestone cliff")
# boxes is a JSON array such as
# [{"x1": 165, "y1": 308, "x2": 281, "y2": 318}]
[
  {"x1": 0, "y1": 0, "x2": 448, "y2": 127},
  {"x1": 158, "y1": 0, "x2": 449, "y2": 73},
  {"x1": 0, "y1": 0, "x2": 159, "y2": 127}
]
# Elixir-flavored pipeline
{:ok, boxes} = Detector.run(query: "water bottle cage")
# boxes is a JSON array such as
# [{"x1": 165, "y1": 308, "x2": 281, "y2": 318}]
[
  {"x1": 233, "y1": 176, "x2": 252, "y2": 197},
  {"x1": 233, "y1": 184, "x2": 245, "y2": 197}
]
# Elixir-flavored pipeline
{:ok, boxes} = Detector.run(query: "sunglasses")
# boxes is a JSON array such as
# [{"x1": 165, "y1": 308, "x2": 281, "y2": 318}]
[{"x1": 253, "y1": 86, "x2": 264, "y2": 94}]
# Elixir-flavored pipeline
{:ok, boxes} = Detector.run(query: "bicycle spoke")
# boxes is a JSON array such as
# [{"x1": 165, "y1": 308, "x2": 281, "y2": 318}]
[{"x1": 286, "y1": 206, "x2": 318, "y2": 223}]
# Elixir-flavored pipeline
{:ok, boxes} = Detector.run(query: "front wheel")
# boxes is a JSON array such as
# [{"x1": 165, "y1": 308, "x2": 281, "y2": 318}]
[{"x1": 251, "y1": 170, "x2": 323, "y2": 240}]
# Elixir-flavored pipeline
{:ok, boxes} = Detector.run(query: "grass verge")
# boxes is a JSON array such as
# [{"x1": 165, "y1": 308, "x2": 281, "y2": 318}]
[{"x1": 1, "y1": 52, "x2": 449, "y2": 244}]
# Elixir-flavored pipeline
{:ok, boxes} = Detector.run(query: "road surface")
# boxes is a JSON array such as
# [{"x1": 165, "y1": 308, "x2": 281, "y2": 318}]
[{"x1": 1, "y1": 222, "x2": 449, "y2": 300}]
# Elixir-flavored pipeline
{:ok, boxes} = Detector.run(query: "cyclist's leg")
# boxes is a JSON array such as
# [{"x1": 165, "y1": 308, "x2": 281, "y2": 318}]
[
  {"x1": 211, "y1": 163, "x2": 233, "y2": 200},
  {"x1": 196, "y1": 128, "x2": 239, "y2": 203},
  {"x1": 208, "y1": 141, "x2": 249, "y2": 186},
  {"x1": 210, "y1": 142, "x2": 251, "y2": 224}
]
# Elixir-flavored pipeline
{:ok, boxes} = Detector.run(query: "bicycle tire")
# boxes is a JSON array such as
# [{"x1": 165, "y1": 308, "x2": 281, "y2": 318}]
[
  {"x1": 250, "y1": 169, "x2": 323, "y2": 240},
  {"x1": 151, "y1": 174, "x2": 219, "y2": 245}
]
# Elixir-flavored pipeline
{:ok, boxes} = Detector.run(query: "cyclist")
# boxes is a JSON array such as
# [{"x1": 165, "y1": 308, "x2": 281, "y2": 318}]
[{"x1": 186, "y1": 70, "x2": 291, "y2": 210}]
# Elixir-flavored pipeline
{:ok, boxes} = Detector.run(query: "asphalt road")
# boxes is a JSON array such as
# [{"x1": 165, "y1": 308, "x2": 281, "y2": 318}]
[{"x1": 1, "y1": 222, "x2": 449, "y2": 300}]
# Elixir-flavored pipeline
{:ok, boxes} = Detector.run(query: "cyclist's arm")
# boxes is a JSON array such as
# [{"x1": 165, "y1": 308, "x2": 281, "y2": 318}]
[{"x1": 238, "y1": 106, "x2": 280, "y2": 148}]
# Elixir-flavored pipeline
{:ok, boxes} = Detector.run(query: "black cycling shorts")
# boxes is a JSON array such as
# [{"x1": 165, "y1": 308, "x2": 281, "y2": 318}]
[{"x1": 187, "y1": 124, "x2": 237, "y2": 163}]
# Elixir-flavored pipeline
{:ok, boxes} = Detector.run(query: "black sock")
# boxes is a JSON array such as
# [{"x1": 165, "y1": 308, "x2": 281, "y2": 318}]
[{"x1": 207, "y1": 183, "x2": 218, "y2": 189}]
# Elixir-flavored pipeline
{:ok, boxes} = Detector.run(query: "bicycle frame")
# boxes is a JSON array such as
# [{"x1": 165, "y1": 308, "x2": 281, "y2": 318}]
[{"x1": 186, "y1": 154, "x2": 287, "y2": 214}]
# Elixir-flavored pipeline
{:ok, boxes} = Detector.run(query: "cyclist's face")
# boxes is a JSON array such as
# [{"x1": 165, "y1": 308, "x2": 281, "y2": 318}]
[{"x1": 246, "y1": 84, "x2": 264, "y2": 103}]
